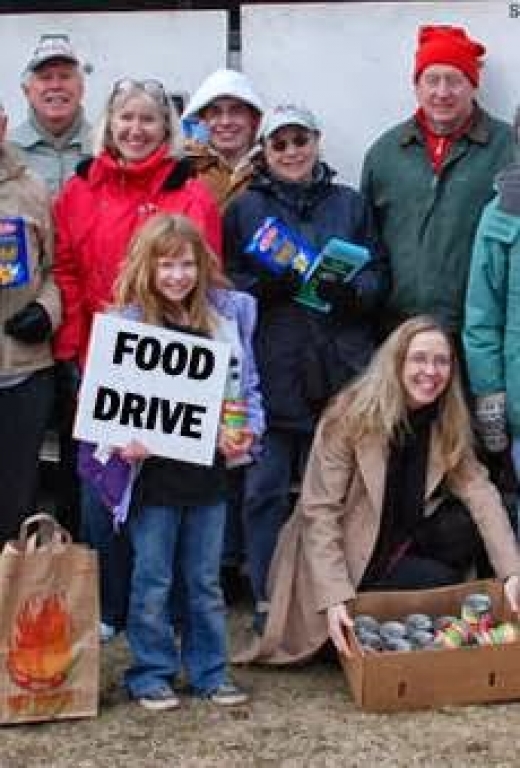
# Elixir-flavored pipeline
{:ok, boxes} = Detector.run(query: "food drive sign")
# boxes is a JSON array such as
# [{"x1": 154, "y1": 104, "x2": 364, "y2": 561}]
[{"x1": 74, "y1": 314, "x2": 231, "y2": 465}]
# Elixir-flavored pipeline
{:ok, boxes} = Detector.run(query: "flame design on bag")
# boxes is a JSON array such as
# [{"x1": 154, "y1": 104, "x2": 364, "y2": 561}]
[{"x1": 7, "y1": 594, "x2": 74, "y2": 691}]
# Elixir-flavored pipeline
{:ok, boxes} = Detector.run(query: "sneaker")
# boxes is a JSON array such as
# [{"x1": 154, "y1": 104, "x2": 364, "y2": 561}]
[
  {"x1": 206, "y1": 681, "x2": 248, "y2": 707},
  {"x1": 137, "y1": 685, "x2": 180, "y2": 711},
  {"x1": 100, "y1": 622, "x2": 116, "y2": 643}
]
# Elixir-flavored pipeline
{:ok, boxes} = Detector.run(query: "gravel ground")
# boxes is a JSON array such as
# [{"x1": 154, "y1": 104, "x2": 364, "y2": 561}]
[{"x1": 2, "y1": 606, "x2": 520, "y2": 768}]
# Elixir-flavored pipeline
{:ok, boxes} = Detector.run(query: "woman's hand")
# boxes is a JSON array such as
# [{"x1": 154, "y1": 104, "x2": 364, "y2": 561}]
[
  {"x1": 118, "y1": 439, "x2": 151, "y2": 462},
  {"x1": 327, "y1": 603, "x2": 354, "y2": 657},
  {"x1": 218, "y1": 425, "x2": 254, "y2": 459},
  {"x1": 504, "y1": 575, "x2": 520, "y2": 614}
]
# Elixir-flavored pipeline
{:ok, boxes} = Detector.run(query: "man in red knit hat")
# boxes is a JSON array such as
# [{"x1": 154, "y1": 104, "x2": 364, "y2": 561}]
[
  {"x1": 361, "y1": 24, "x2": 517, "y2": 516},
  {"x1": 361, "y1": 25, "x2": 514, "y2": 340}
]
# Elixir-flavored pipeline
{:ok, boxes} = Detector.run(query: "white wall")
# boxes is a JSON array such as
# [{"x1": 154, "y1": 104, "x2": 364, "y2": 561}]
[
  {"x1": 242, "y1": 1, "x2": 519, "y2": 183},
  {"x1": 0, "y1": 10, "x2": 227, "y2": 128}
]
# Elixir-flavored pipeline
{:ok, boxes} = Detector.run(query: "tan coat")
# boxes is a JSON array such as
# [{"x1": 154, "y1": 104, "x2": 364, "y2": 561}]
[
  {"x1": 0, "y1": 143, "x2": 60, "y2": 375},
  {"x1": 185, "y1": 140, "x2": 257, "y2": 211},
  {"x1": 236, "y1": 407, "x2": 520, "y2": 665}
]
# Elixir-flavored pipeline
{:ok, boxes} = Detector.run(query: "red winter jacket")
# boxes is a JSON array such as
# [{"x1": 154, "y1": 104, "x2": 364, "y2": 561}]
[{"x1": 52, "y1": 145, "x2": 222, "y2": 364}]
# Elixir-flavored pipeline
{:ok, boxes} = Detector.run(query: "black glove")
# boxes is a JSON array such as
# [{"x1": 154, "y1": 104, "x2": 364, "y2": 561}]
[
  {"x1": 254, "y1": 269, "x2": 302, "y2": 306},
  {"x1": 4, "y1": 301, "x2": 52, "y2": 344},
  {"x1": 315, "y1": 272, "x2": 359, "y2": 314}
]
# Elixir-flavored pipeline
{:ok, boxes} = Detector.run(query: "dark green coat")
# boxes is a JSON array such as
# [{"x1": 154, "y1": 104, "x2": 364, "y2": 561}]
[{"x1": 361, "y1": 106, "x2": 514, "y2": 331}]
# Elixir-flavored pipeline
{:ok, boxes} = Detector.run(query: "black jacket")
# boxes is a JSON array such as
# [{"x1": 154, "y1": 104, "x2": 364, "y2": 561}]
[{"x1": 224, "y1": 163, "x2": 389, "y2": 432}]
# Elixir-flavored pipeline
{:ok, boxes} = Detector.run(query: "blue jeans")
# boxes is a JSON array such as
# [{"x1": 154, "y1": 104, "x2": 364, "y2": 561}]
[
  {"x1": 125, "y1": 501, "x2": 227, "y2": 698},
  {"x1": 242, "y1": 429, "x2": 312, "y2": 604},
  {"x1": 81, "y1": 481, "x2": 131, "y2": 629}
]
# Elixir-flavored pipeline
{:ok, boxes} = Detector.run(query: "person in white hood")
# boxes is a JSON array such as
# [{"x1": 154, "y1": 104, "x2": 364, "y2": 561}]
[{"x1": 183, "y1": 68, "x2": 264, "y2": 209}]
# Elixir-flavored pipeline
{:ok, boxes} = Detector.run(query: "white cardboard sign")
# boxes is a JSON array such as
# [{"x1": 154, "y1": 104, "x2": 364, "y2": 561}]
[{"x1": 74, "y1": 313, "x2": 231, "y2": 466}]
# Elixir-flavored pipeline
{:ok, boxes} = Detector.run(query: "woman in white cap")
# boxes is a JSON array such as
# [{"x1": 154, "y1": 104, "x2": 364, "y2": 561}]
[
  {"x1": 224, "y1": 104, "x2": 389, "y2": 631},
  {"x1": 183, "y1": 68, "x2": 264, "y2": 209}
]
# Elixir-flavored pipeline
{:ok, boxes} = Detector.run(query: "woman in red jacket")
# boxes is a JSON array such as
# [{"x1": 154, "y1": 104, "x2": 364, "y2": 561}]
[{"x1": 52, "y1": 79, "x2": 222, "y2": 639}]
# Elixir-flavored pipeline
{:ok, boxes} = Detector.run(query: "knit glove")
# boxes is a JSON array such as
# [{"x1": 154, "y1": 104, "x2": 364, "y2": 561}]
[
  {"x1": 4, "y1": 301, "x2": 52, "y2": 344},
  {"x1": 475, "y1": 392, "x2": 508, "y2": 453}
]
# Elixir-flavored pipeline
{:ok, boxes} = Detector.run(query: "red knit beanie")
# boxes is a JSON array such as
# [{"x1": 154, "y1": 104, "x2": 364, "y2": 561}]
[{"x1": 414, "y1": 25, "x2": 486, "y2": 86}]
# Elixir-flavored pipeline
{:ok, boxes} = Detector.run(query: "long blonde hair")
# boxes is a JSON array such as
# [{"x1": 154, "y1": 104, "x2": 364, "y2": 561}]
[
  {"x1": 328, "y1": 316, "x2": 473, "y2": 472},
  {"x1": 113, "y1": 213, "x2": 230, "y2": 335}
]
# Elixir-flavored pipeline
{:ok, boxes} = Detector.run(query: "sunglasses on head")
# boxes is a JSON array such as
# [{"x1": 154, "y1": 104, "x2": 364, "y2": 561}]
[
  {"x1": 111, "y1": 78, "x2": 169, "y2": 106},
  {"x1": 268, "y1": 132, "x2": 312, "y2": 153}
]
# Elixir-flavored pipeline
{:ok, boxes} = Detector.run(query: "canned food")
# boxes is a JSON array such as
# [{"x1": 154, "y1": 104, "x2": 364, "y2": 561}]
[
  {"x1": 384, "y1": 637, "x2": 412, "y2": 652},
  {"x1": 461, "y1": 593, "x2": 493, "y2": 631},
  {"x1": 405, "y1": 613, "x2": 433, "y2": 634},
  {"x1": 356, "y1": 629, "x2": 383, "y2": 651},
  {"x1": 433, "y1": 615, "x2": 458, "y2": 632},
  {"x1": 354, "y1": 614, "x2": 380, "y2": 635},
  {"x1": 490, "y1": 622, "x2": 520, "y2": 644},
  {"x1": 379, "y1": 620, "x2": 407, "y2": 639},
  {"x1": 434, "y1": 619, "x2": 471, "y2": 648},
  {"x1": 408, "y1": 629, "x2": 435, "y2": 649}
]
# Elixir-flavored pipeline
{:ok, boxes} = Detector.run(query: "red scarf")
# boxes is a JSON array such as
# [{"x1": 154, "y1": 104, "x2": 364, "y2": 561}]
[{"x1": 415, "y1": 109, "x2": 473, "y2": 174}]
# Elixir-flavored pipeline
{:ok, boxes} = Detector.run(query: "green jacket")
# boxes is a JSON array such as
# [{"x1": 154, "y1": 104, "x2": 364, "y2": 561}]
[
  {"x1": 361, "y1": 106, "x2": 514, "y2": 331},
  {"x1": 10, "y1": 108, "x2": 91, "y2": 196},
  {"x1": 463, "y1": 197, "x2": 520, "y2": 437}
]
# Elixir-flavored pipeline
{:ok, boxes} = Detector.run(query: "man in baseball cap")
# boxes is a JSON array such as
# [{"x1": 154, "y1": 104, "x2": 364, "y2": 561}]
[
  {"x1": 10, "y1": 34, "x2": 92, "y2": 541},
  {"x1": 183, "y1": 68, "x2": 264, "y2": 209},
  {"x1": 11, "y1": 34, "x2": 91, "y2": 195}
]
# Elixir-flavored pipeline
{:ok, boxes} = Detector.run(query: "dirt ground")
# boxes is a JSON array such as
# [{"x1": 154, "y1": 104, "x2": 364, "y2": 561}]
[{"x1": 2, "y1": 604, "x2": 520, "y2": 768}]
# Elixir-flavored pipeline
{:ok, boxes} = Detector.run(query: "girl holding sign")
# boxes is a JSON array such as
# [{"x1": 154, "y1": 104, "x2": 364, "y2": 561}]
[{"x1": 95, "y1": 213, "x2": 263, "y2": 709}]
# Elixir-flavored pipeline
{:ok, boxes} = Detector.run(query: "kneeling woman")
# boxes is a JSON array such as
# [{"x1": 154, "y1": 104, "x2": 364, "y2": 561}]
[{"x1": 241, "y1": 316, "x2": 520, "y2": 664}]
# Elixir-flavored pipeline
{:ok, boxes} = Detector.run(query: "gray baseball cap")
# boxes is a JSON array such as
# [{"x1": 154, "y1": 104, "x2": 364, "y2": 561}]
[
  {"x1": 25, "y1": 34, "x2": 80, "y2": 73},
  {"x1": 258, "y1": 105, "x2": 320, "y2": 140}
]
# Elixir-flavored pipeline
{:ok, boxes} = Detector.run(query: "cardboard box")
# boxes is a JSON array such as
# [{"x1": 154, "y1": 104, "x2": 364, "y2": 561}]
[{"x1": 340, "y1": 579, "x2": 520, "y2": 713}]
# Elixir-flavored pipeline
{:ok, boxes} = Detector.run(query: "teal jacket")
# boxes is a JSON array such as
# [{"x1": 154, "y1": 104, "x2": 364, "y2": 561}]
[
  {"x1": 361, "y1": 106, "x2": 514, "y2": 331},
  {"x1": 464, "y1": 197, "x2": 520, "y2": 438}
]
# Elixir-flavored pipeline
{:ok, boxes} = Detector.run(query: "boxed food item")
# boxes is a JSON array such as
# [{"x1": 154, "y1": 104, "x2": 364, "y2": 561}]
[{"x1": 341, "y1": 579, "x2": 520, "y2": 713}]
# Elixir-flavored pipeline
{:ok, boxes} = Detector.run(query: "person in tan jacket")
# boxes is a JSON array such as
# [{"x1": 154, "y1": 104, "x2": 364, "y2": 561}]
[
  {"x1": 238, "y1": 316, "x2": 520, "y2": 665},
  {"x1": 182, "y1": 69, "x2": 264, "y2": 210},
  {"x1": 0, "y1": 100, "x2": 61, "y2": 547}
]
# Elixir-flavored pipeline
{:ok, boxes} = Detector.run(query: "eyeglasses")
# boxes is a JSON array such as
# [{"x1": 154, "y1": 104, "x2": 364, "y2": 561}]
[
  {"x1": 268, "y1": 133, "x2": 312, "y2": 153},
  {"x1": 111, "y1": 78, "x2": 169, "y2": 107},
  {"x1": 406, "y1": 352, "x2": 452, "y2": 370}
]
